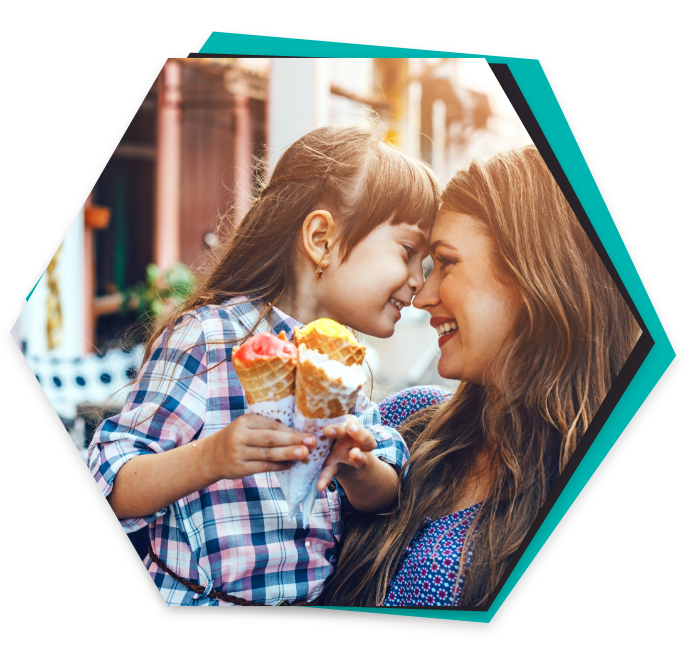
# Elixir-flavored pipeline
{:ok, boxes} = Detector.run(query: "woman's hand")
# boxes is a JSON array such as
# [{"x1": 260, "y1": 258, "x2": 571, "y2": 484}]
[
  {"x1": 208, "y1": 414, "x2": 317, "y2": 482},
  {"x1": 316, "y1": 414, "x2": 377, "y2": 491}
]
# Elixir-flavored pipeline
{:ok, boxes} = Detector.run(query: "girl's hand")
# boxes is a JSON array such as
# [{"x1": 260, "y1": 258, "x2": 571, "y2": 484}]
[
  {"x1": 316, "y1": 414, "x2": 377, "y2": 491},
  {"x1": 209, "y1": 414, "x2": 316, "y2": 481}
]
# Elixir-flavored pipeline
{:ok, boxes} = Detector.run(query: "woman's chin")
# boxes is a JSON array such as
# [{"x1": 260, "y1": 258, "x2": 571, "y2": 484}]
[{"x1": 436, "y1": 359, "x2": 460, "y2": 381}]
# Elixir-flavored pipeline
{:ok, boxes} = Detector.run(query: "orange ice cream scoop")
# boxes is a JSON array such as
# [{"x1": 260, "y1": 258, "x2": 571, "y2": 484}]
[
  {"x1": 294, "y1": 318, "x2": 366, "y2": 367},
  {"x1": 232, "y1": 330, "x2": 297, "y2": 368},
  {"x1": 232, "y1": 331, "x2": 298, "y2": 404}
]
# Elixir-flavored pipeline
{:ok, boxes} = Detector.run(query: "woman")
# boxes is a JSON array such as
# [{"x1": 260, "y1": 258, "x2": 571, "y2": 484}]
[{"x1": 319, "y1": 144, "x2": 640, "y2": 608}]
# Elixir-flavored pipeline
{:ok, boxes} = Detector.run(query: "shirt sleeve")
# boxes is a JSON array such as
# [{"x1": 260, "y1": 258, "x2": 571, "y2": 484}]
[
  {"x1": 87, "y1": 314, "x2": 208, "y2": 533},
  {"x1": 352, "y1": 392, "x2": 409, "y2": 472}
]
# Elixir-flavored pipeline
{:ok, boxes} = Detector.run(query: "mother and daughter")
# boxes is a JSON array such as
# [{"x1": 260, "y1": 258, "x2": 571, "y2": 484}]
[{"x1": 89, "y1": 121, "x2": 638, "y2": 607}]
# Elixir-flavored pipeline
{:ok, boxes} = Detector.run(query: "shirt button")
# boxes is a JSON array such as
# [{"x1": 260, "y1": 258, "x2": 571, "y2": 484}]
[
  {"x1": 305, "y1": 540, "x2": 311, "y2": 548},
  {"x1": 327, "y1": 481, "x2": 336, "y2": 492}
]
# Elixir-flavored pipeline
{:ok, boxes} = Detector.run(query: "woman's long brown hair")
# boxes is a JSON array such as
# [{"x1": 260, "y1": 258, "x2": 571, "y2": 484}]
[
  {"x1": 138, "y1": 120, "x2": 439, "y2": 373},
  {"x1": 318, "y1": 144, "x2": 640, "y2": 607}
]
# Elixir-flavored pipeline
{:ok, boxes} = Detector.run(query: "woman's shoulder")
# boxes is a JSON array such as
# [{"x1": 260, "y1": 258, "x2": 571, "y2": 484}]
[
  {"x1": 380, "y1": 385, "x2": 452, "y2": 410},
  {"x1": 378, "y1": 385, "x2": 452, "y2": 430}
]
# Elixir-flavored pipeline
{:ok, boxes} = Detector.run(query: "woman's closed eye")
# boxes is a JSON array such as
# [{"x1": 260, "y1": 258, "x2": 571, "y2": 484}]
[{"x1": 434, "y1": 253, "x2": 457, "y2": 269}]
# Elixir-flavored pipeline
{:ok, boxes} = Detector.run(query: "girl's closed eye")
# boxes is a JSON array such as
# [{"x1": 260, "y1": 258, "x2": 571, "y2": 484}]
[{"x1": 402, "y1": 244, "x2": 417, "y2": 261}]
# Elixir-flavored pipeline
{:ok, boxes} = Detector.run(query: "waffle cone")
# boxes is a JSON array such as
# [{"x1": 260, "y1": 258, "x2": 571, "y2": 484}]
[
  {"x1": 232, "y1": 352, "x2": 297, "y2": 404},
  {"x1": 294, "y1": 326, "x2": 366, "y2": 367},
  {"x1": 294, "y1": 353, "x2": 363, "y2": 420}
]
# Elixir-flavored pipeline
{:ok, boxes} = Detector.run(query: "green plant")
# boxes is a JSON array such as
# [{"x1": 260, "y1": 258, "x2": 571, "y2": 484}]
[{"x1": 121, "y1": 262, "x2": 195, "y2": 321}]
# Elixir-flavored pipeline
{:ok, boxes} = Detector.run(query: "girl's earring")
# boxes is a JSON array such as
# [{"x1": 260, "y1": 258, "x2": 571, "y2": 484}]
[{"x1": 315, "y1": 253, "x2": 327, "y2": 279}]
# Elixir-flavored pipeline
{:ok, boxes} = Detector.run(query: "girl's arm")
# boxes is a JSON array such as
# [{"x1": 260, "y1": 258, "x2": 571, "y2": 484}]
[
  {"x1": 108, "y1": 414, "x2": 315, "y2": 519},
  {"x1": 316, "y1": 415, "x2": 400, "y2": 513},
  {"x1": 89, "y1": 315, "x2": 314, "y2": 525}
]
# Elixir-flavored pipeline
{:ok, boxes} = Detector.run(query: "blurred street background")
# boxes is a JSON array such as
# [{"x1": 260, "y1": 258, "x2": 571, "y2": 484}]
[{"x1": 13, "y1": 57, "x2": 531, "y2": 459}]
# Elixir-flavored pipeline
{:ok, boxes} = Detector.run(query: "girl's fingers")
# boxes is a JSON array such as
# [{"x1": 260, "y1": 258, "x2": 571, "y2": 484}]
[
  {"x1": 245, "y1": 428, "x2": 315, "y2": 449},
  {"x1": 317, "y1": 463, "x2": 340, "y2": 491},
  {"x1": 246, "y1": 443, "x2": 311, "y2": 462},
  {"x1": 348, "y1": 447, "x2": 368, "y2": 467},
  {"x1": 243, "y1": 414, "x2": 305, "y2": 434},
  {"x1": 243, "y1": 460, "x2": 294, "y2": 475},
  {"x1": 324, "y1": 423, "x2": 347, "y2": 440}
]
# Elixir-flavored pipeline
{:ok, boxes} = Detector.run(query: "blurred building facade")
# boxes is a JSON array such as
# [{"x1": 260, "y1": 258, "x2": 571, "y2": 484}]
[{"x1": 17, "y1": 56, "x2": 532, "y2": 417}]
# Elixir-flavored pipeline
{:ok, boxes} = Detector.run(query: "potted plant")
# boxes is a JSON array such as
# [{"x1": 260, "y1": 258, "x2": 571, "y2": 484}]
[
  {"x1": 84, "y1": 206, "x2": 111, "y2": 230},
  {"x1": 120, "y1": 262, "x2": 195, "y2": 322}
]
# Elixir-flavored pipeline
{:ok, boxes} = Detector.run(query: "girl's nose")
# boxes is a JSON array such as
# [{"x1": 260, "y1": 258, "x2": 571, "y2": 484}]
[
  {"x1": 413, "y1": 272, "x2": 440, "y2": 310},
  {"x1": 408, "y1": 265, "x2": 425, "y2": 295}
]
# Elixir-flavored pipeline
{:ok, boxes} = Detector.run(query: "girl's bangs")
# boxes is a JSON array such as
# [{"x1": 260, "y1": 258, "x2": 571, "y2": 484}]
[{"x1": 362, "y1": 147, "x2": 439, "y2": 232}]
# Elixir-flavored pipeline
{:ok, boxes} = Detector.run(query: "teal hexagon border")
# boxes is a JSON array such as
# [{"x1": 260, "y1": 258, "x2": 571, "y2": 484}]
[{"x1": 196, "y1": 33, "x2": 675, "y2": 621}]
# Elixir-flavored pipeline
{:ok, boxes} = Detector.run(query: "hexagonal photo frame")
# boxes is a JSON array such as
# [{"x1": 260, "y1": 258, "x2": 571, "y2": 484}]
[{"x1": 16, "y1": 32, "x2": 675, "y2": 622}]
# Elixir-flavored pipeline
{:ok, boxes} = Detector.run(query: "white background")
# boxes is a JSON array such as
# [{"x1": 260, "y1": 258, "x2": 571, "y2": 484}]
[{"x1": 2, "y1": 0, "x2": 694, "y2": 667}]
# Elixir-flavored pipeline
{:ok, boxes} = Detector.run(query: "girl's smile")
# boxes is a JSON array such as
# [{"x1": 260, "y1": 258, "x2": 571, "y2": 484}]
[{"x1": 312, "y1": 221, "x2": 428, "y2": 338}]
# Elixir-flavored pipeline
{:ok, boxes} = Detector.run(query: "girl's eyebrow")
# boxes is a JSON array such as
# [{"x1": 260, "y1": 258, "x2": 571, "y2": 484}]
[
  {"x1": 406, "y1": 228, "x2": 429, "y2": 249},
  {"x1": 428, "y1": 239, "x2": 457, "y2": 254}
]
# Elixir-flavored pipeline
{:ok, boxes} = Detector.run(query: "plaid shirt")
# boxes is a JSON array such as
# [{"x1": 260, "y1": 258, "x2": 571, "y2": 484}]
[{"x1": 88, "y1": 297, "x2": 408, "y2": 606}]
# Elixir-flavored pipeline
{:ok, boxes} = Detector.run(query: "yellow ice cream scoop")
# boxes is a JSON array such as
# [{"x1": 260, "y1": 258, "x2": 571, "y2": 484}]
[{"x1": 294, "y1": 318, "x2": 366, "y2": 367}]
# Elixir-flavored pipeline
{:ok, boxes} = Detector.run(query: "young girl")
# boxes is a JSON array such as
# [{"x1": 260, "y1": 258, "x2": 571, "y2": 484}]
[{"x1": 88, "y1": 122, "x2": 439, "y2": 606}]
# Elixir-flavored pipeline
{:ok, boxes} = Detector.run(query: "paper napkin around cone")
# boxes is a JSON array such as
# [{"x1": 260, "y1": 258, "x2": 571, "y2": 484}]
[
  {"x1": 286, "y1": 344, "x2": 366, "y2": 525},
  {"x1": 232, "y1": 331, "x2": 299, "y2": 507}
]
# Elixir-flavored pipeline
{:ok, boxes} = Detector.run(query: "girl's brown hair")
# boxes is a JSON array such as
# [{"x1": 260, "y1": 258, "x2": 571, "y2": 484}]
[
  {"x1": 318, "y1": 144, "x2": 640, "y2": 607},
  {"x1": 140, "y1": 120, "x2": 439, "y2": 366}
]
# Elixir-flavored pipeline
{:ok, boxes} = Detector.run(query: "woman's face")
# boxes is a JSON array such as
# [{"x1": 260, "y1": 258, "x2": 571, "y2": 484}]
[{"x1": 414, "y1": 210, "x2": 523, "y2": 385}]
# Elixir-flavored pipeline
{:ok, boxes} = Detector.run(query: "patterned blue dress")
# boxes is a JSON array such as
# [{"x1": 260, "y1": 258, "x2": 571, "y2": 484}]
[
  {"x1": 378, "y1": 386, "x2": 480, "y2": 607},
  {"x1": 383, "y1": 505, "x2": 481, "y2": 607}
]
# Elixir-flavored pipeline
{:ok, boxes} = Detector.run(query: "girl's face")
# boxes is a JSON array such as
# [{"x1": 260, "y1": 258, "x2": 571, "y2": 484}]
[
  {"x1": 322, "y1": 222, "x2": 429, "y2": 338},
  {"x1": 413, "y1": 210, "x2": 523, "y2": 385}
]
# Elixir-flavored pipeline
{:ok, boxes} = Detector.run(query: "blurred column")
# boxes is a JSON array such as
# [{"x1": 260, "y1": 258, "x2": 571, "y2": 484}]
[
  {"x1": 232, "y1": 91, "x2": 253, "y2": 224},
  {"x1": 405, "y1": 59, "x2": 423, "y2": 160},
  {"x1": 155, "y1": 60, "x2": 182, "y2": 270},
  {"x1": 267, "y1": 58, "x2": 330, "y2": 172},
  {"x1": 432, "y1": 99, "x2": 447, "y2": 179},
  {"x1": 83, "y1": 192, "x2": 94, "y2": 353}
]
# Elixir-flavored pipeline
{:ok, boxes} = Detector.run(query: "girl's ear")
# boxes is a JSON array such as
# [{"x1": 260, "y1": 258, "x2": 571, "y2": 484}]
[{"x1": 301, "y1": 210, "x2": 336, "y2": 268}]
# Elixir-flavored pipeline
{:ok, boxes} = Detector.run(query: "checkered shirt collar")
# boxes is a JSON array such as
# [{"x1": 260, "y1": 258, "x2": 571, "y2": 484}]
[{"x1": 230, "y1": 296, "x2": 303, "y2": 340}]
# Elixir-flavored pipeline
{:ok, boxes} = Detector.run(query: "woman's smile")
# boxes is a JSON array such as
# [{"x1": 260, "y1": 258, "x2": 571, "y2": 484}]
[
  {"x1": 414, "y1": 210, "x2": 523, "y2": 384},
  {"x1": 430, "y1": 316, "x2": 459, "y2": 347}
]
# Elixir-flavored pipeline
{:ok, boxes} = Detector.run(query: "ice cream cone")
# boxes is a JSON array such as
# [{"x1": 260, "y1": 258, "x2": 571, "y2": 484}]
[
  {"x1": 232, "y1": 330, "x2": 298, "y2": 404},
  {"x1": 294, "y1": 318, "x2": 366, "y2": 367},
  {"x1": 232, "y1": 331, "x2": 300, "y2": 511},
  {"x1": 285, "y1": 344, "x2": 366, "y2": 525}
]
